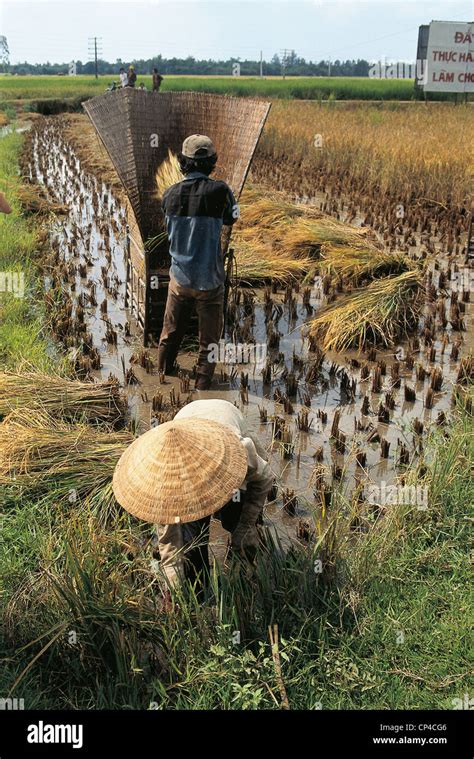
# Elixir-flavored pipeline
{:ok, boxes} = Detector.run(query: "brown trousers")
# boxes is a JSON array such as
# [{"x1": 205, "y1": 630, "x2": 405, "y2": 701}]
[
  {"x1": 158, "y1": 276, "x2": 224, "y2": 379},
  {"x1": 156, "y1": 494, "x2": 243, "y2": 588}
]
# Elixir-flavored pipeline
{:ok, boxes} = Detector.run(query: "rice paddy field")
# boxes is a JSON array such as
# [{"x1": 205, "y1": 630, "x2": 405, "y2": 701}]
[
  {"x1": 0, "y1": 92, "x2": 473, "y2": 711},
  {"x1": 0, "y1": 74, "x2": 418, "y2": 107}
]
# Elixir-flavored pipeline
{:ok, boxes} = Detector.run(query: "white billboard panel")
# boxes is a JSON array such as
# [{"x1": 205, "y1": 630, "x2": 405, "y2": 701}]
[{"x1": 424, "y1": 20, "x2": 474, "y2": 93}]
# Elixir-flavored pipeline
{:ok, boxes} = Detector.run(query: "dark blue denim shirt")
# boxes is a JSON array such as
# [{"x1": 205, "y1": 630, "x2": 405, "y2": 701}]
[{"x1": 162, "y1": 172, "x2": 238, "y2": 291}]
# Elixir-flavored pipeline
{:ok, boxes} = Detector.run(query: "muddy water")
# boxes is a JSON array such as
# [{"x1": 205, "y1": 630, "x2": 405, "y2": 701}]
[{"x1": 27, "y1": 120, "x2": 472, "y2": 552}]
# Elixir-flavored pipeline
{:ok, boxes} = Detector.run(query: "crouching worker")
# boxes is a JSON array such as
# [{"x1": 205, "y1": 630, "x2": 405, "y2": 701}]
[
  {"x1": 158, "y1": 135, "x2": 239, "y2": 391},
  {"x1": 112, "y1": 399, "x2": 273, "y2": 590}
]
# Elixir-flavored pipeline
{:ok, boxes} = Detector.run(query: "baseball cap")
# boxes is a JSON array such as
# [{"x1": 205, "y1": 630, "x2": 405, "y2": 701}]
[{"x1": 182, "y1": 134, "x2": 216, "y2": 159}]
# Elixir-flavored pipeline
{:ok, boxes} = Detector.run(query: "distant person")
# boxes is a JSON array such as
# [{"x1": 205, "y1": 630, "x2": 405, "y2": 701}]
[
  {"x1": 126, "y1": 65, "x2": 137, "y2": 87},
  {"x1": 139, "y1": 82, "x2": 146, "y2": 91},
  {"x1": 0, "y1": 191, "x2": 12, "y2": 214},
  {"x1": 106, "y1": 81, "x2": 118, "y2": 91},
  {"x1": 152, "y1": 67, "x2": 164, "y2": 92},
  {"x1": 119, "y1": 67, "x2": 127, "y2": 87}
]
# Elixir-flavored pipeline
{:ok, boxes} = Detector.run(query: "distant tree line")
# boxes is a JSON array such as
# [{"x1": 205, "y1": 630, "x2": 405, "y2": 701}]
[{"x1": 6, "y1": 53, "x2": 372, "y2": 77}]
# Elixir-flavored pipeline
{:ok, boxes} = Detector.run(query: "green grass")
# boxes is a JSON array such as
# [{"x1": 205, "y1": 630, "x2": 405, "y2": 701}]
[
  {"x1": 0, "y1": 132, "x2": 55, "y2": 369},
  {"x1": 0, "y1": 74, "x2": 418, "y2": 104},
  {"x1": 1, "y1": 398, "x2": 471, "y2": 709}
]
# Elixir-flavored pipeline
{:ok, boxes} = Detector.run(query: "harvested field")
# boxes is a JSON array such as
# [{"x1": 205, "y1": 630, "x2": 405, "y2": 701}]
[
  {"x1": 1, "y1": 94, "x2": 473, "y2": 714},
  {"x1": 6, "y1": 112, "x2": 469, "y2": 543}
]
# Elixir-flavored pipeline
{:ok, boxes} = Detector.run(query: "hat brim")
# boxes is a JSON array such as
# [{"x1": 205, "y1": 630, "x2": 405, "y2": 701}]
[{"x1": 112, "y1": 418, "x2": 248, "y2": 524}]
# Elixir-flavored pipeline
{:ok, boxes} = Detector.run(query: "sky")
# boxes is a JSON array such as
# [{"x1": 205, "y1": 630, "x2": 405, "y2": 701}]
[{"x1": 1, "y1": 0, "x2": 473, "y2": 65}]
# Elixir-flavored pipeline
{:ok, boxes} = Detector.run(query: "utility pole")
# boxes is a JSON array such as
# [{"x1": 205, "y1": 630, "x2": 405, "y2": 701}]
[
  {"x1": 260, "y1": 50, "x2": 263, "y2": 79},
  {"x1": 328, "y1": 58, "x2": 331, "y2": 77},
  {"x1": 280, "y1": 49, "x2": 291, "y2": 79},
  {"x1": 87, "y1": 37, "x2": 103, "y2": 79},
  {"x1": 0, "y1": 36, "x2": 10, "y2": 73}
]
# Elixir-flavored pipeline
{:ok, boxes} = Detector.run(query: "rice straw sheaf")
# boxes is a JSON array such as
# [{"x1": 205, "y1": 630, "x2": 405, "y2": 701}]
[
  {"x1": 283, "y1": 217, "x2": 370, "y2": 251},
  {"x1": 155, "y1": 149, "x2": 182, "y2": 198},
  {"x1": 233, "y1": 209, "x2": 372, "y2": 271},
  {"x1": 0, "y1": 369, "x2": 127, "y2": 425},
  {"x1": 16, "y1": 184, "x2": 68, "y2": 216},
  {"x1": 0, "y1": 409, "x2": 133, "y2": 500},
  {"x1": 238, "y1": 186, "x2": 324, "y2": 227},
  {"x1": 237, "y1": 188, "x2": 372, "y2": 260},
  {"x1": 308, "y1": 270, "x2": 424, "y2": 352},
  {"x1": 319, "y1": 243, "x2": 412, "y2": 283},
  {"x1": 234, "y1": 237, "x2": 314, "y2": 283}
]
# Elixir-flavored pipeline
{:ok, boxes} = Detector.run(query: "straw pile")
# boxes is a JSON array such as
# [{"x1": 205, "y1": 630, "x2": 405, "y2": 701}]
[
  {"x1": 308, "y1": 269, "x2": 424, "y2": 351},
  {"x1": 0, "y1": 409, "x2": 132, "y2": 500},
  {"x1": 0, "y1": 370, "x2": 126, "y2": 425}
]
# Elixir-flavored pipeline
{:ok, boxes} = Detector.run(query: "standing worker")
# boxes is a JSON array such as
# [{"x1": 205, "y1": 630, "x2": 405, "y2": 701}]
[
  {"x1": 152, "y1": 67, "x2": 164, "y2": 91},
  {"x1": 126, "y1": 65, "x2": 137, "y2": 87},
  {"x1": 112, "y1": 399, "x2": 273, "y2": 589},
  {"x1": 119, "y1": 67, "x2": 128, "y2": 87},
  {"x1": 158, "y1": 134, "x2": 239, "y2": 390}
]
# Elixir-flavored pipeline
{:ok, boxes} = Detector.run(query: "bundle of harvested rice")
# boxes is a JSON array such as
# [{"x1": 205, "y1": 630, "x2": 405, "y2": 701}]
[
  {"x1": 238, "y1": 186, "x2": 323, "y2": 227},
  {"x1": 289, "y1": 217, "x2": 369, "y2": 250},
  {"x1": 16, "y1": 184, "x2": 68, "y2": 216},
  {"x1": 155, "y1": 149, "x2": 182, "y2": 198},
  {"x1": 319, "y1": 243, "x2": 412, "y2": 283},
  {"x1": 308, "y1": 270, "x2": 424, "y2": 351},
  {"x1": 235, "y1": 238, "x2": 314, "y2": 282},
  {"x1": 0, "y1": 369, "x2": 126, "y2": 424},
  {"x1": 236, "y1": 188, "x2": 371, "y2": 260},
  {"x1": 0, "y1": 409, "x2": 133, "y2": 500},
  {"x1": 233, "y1": 224, "x2": 321, "y2": 261}
]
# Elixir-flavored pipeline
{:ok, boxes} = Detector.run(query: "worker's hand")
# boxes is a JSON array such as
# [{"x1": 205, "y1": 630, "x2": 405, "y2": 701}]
[{"x1": 231, "y1": 523, "x2": 259, "y2": 562}]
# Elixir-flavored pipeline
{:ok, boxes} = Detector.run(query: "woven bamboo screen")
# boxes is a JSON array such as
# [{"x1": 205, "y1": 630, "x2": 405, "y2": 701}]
[{"x1": 83, "y1": 89, "x2": 271, "y2": 245}]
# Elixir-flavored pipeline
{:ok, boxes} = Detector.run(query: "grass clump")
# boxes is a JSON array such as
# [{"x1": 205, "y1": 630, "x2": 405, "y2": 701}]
[{"x1": 0, "y1": 132, "x2": 54, "y2": 370}]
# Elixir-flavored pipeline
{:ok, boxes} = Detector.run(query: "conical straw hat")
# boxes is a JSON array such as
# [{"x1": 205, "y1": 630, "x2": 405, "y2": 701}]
[{"x1": 112, "y1": 418, "x2": 248, "y2": 524}]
